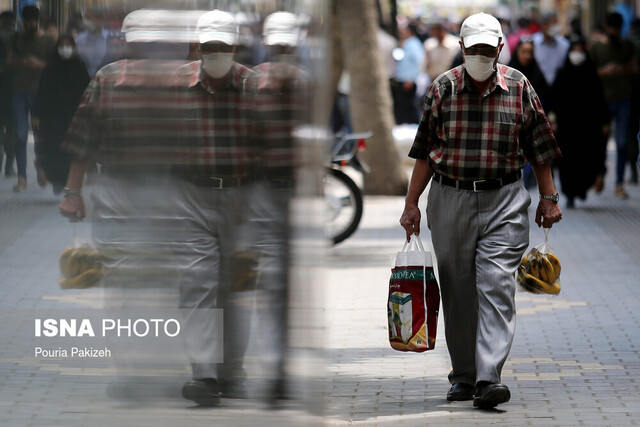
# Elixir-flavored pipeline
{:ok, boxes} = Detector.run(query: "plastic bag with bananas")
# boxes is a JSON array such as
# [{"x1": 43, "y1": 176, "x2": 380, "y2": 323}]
[
  {"x1": 59, "y1": 244, "x2": 105, "y2": 290},
  {"x1": 516, "y1": 229, "x2": 561, "y2": 295}
]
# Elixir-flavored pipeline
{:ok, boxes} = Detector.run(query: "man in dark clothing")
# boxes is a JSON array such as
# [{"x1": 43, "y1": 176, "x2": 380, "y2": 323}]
[
  {"x1": 589, "y1": 12, "x2": 638, "y2": 199},
  {"x1": 7, "y1": 5, "x2": 55, "y2": 192},
  {"x1": 0, "y1": 10, "x2": 16, "y2": 177}
]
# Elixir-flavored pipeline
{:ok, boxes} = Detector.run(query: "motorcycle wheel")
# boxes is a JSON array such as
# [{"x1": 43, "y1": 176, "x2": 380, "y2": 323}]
[{"x1": 325, "y1": 168, "x2": 364, "y2": 244}]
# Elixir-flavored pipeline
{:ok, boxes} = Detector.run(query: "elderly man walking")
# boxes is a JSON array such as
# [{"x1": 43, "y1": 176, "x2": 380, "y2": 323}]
[{"x1": 400, "y1": 13, "x2": 563, "y2": 409}]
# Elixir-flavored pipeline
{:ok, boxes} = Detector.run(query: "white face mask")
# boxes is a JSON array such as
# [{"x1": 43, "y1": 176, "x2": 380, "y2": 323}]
[
  {"x1": 464, "y1": 55, "x2": 496, "y2": 82},
  {"x1": 83, "y1": 19, "x2": 97, "y2": 32},
  {"x1": 547, "y1": 24, "x2": 561, "y2": 37},
  {"x1": 202, "y1": 52, "x2": 234, "y2": 79},
  {"x1": 568, "y1": 51, "x2": 586, "y2": 66},
  {"x1": 58, "y1": 45, "x2": 74, "y2": 59}
]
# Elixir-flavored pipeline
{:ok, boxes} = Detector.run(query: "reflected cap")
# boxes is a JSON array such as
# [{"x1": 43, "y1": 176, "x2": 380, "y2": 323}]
[
  {"x1": 197, "y1": 10, "x2": 238, "y2": 45},
  {"x1": 263, "y1": 11, "x2": 299, "y2": 46}
]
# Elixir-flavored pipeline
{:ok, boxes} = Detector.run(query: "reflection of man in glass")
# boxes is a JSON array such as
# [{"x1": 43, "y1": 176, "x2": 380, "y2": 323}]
[
  {"x1": 59, "y1": 9, "x2": 253, "y2": 408},
  {"x1": 246, "y1": 11, "x2": 308, "y2": 404},
  {"x1": 173, "y1": 10, "x2": 255, "y2": 407}
]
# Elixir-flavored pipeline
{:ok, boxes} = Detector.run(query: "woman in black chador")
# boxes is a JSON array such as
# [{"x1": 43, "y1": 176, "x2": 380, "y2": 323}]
[
  {"x1": 508, "y1": 38, "x2": 551, "y2": 189},
  {"x1": 552, "y1": 37, "x2": 610, "y2": 208},
  {"x1": 508, "y1": 37, "x2": 550, "y2": 107},
  {"x1": 34, "y1": 34, "x2": 90, "y2": 194}
]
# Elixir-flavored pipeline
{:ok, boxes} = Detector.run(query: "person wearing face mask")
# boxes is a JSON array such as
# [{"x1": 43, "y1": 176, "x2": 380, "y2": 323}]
[
  {"x1": 247, "y1": 11, "x2": 309, "y2": 405},
  {"x1": 32, "y1": 34, "x2": 89, "y2": 195},
  {"x1": 6, "y1": 5, "x2": 55, "y2": 192},
  {"x1": 74, "y1": 8, "x2": 109, "y2": 77},
  {"x1": 589, "y1": 12, "x2": 638, "y2": 200},
  {"x1": 58, "y1": 9, "x2": 254, "y2": 408},
  {"x1": 532, "y1": 13, "x2": 570, "y2": 89},
  {"x1": 552, "y1": 37, "x2": 610, "y2": 208},
  {"x1": 400, "y1": 12, "x2": 562, "y2": 409},
  {"x1": 171, "y1": 9, "x2": 256, "y2": 407},
  {"x1": 508, "y1": 38, "x2": 550, "y2": 189}
]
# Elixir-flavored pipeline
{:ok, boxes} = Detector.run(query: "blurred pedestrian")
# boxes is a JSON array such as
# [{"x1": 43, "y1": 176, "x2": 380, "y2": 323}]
[
  {"x1": 248, "y1": 10, "x2": 308, "y2": 404},
  {"x1": 508, "y1": 37, "x2": 549, "y2": 107},
  {"x1": 507, "y1": 18, "x2": 533, "y2": 56},
  {"x1": 75, "y1": 8, "x2": 108, "y2": 77},
  {"x1": 627, "y1": 18, "x2": 640, "y2": 184},
  {"x1": 590, "y1": 12, "x2": 638, "y2": 199},
  {"x1": 6, "y1": 5, "x2": 55, "y2": 192},
  {"x1": 508, "y1": 37, "x2": 550, "y2": 189},
  {"x1": 32, "y1": 34, "x2": 89, "y2": 194},
  {"x1": 423, "y1": 21, "x2": 459, "y2": 82},
  {"x1": 0, "y1": 10, "x2": 16, "y2": 177},
  {"x1": 377, "y1": 26, "x2": 396, "y2": 80},
  {"x1": 59, "y1": 8, "x2": 253, "y2": 408},
  {"x1": 553, "y1": 36, "x2": 610, "y2": 207},
  {"x1": 171, "y1": 9, "x2": 255, "y2": 407},
  {"x1": 400, "y1": 12, "x2": 562, "y2": 410},
  {"x1": 44, "y1": 20, "x2": 58, "y2": 41},
  {"x1": 532, "y1": 13, "x2": 570, "y2": 88},
  {"x1": 391, "y1": 18, "x2": 424, "y2": 124}
]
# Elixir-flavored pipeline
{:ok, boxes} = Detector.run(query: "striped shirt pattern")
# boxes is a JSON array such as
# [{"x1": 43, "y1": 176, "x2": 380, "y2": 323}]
[
  {"x1": 63, "y1": 59, "x2": 255, "y2": 179},
  {"x1": 250, "y1": 62, "x2": 308, "y2": 181},
  {"x1": 409, "y1": 64, "x2": 561, "y2": 181}
]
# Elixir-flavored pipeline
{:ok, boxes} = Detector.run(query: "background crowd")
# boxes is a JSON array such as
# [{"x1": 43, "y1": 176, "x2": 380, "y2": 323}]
[
  {"x1": 1, "y1": 5, "x2": 639, "y2": 206},
  {"x1": 378, "y1": 8, "x2": 640, "y2": 205}
]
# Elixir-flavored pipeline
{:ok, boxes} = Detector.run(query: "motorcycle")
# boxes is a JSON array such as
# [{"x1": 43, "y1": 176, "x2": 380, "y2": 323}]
[{"x1": 326, "y1": 132, "x2": 372, "y2": 244}]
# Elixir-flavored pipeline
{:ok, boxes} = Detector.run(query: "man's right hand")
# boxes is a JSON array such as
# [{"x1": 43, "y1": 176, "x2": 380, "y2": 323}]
[
  {"x1": 400, "y1": 203, "x2": 421, "y2": 242},
  {"x1": 59, "y1": 194, "x2": 85, "y2": 222}
]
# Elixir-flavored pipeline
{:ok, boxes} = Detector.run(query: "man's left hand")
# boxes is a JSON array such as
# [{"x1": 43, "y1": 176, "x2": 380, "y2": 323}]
[{"x1": 535, "y1": 199, "x2": 562, "y2": 228}]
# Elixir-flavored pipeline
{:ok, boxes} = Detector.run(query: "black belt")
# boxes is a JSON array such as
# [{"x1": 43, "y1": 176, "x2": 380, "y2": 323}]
[
  {"x1": 181, "y1": 175, "x2": 253, "y2": 189},
  {"x1": 269, "y1": 179, "x2": 293, "y2": 191},
  {"x1": 433, "y1": 170, "x2": 521, "y2": 192}
]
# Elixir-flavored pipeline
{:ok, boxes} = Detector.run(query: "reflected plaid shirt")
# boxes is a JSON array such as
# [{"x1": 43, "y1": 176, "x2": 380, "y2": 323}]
[
  {"x1": 63, "y1": 59, "x2": 190, "y2": 165},
  {"x1": 250, "y1": 62, "x2": 308, "y2": 181},
  {"x1": 63, "y1": 59, "x2": 254, "y2": 178},
  {"x1": 409, "y1": 64, "x2": 561, "y2": 181}
]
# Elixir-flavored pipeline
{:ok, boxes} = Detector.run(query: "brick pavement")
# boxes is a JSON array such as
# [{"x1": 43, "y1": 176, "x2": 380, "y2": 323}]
[
  {"x1": 1, "y1": 143, "x2": 640, "y2": 426},
  {"x1": 325, "y1": 164, "x2": 640, "y2": 426},
  {"x1": 0, "y1": 148, "x2": 325, "y2": 426}
]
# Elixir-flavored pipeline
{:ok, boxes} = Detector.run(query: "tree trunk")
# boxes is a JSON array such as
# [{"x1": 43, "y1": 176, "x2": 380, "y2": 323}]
[{"x1": 336, "y1": 0, "x2": 408, "y2": 195}]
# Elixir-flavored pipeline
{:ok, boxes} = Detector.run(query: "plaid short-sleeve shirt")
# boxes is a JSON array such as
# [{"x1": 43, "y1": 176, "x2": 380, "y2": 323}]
[
  {"x1": 409, "y1": 64, "x2": 561, "y2": 181},
  {"x1": 62, "y1": 59, "x2": 190, "y2": 164},
  {"x1": 250, "y1": 62, "x2": 309, "y2": 181},
  {"x1": 63, "y1": 59, "x2": 255, "y2": 178}
]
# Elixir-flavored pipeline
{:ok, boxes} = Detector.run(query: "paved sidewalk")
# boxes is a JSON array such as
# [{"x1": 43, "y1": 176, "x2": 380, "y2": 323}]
[
  {"x1": 1, "y1": 143, "x2": 640, "y2": 426},
  {"x1": 0, "y1": 150, "x2": 325, "y2": 426},
  {"x1": 325, "y1": 168, "x2": 640, "y2": 426}
]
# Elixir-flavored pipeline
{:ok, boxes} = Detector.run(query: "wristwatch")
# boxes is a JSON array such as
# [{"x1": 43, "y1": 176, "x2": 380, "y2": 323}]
[
  {"x1": 539, "y1": 192, "x2": 560, "y2": 203},
  {"x1": 63, "y1": 187, "x2": 81, "y2": 198}
]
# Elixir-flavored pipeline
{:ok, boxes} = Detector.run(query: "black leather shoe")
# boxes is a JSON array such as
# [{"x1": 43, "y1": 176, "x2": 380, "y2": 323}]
[
  {"x1": 219, "y1": 379, "x2": 247, "y2": 399},
  {"x1": 473, "y1": 382, "x2": 510, "y2": 409},
  {"x1": 446, "y1": 383, "x2": 474, "y2": 401},
  {"x1": 182, "y1": 378, "x2": 220, "y2": 406}
]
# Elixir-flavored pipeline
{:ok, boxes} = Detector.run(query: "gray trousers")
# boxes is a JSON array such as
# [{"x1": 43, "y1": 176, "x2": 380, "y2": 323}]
[
  {"x1": 427, "y1": 178, "x2": 530, "y2": 385},
  {"x1": 92, "y1": 174, "x2": 243, "y2": 381}
]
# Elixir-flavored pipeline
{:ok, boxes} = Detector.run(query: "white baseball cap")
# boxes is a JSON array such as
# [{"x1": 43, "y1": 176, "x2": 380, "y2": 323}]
[
  {"x1": 196, "y1": 10, "x2": 238, "y2": 45},
  {"x1": 263, "y1": 11, "x2": 299, "y2": 46},
  {"x1": 460, "y1": 12, "x2": 502, "y2": 48}
]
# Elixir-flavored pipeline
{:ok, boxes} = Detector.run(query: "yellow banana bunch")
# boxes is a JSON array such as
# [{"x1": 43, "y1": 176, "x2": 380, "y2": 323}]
[
  {"x1": 59, "y1": 246, "x2": 104, "y2": 289},
  {"x1": 517, "y1": 248, "x2": 561, "y2": 295}
]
